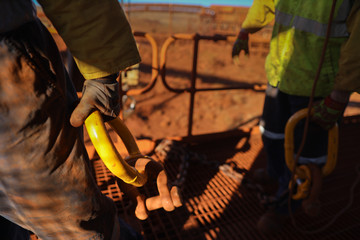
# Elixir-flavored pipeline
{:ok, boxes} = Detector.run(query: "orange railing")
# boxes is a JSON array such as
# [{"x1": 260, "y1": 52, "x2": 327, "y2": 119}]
[
  {"x1": 121, "y1": 32, "x2": 268, "y2": 138},
  {"x1": 159, "y1": 33, "x2": 267, "y2": 137}
]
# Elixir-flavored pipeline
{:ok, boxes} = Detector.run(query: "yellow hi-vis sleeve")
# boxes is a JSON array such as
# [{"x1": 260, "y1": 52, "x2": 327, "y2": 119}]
[
  {"x1": 38, "y1": 0, "x2": 141, "y2": 80},
  {"x1": 242, "y1": 0, "x2": 275, "y2": 33}
]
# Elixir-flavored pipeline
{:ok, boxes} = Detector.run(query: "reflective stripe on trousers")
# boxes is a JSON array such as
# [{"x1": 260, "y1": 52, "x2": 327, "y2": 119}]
[{"x1": 260, "y1": 125, "x2": 327, "y2": 165}]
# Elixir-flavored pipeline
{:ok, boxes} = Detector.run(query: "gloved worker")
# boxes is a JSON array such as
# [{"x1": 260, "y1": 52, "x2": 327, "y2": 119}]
[
  {"x1": 312, "y1": 1, "x2": 360, "y2": 130},
  {"x1": 232, "y1": 0, "x2": 353, "y2": 234},
  {"x1": 70, "y1": 73, "x2": 121, "y2": 127},
  {"x1": 0, "y1": 0, "x2": 147, "y2": 239},
  {"x1": 312, "y1": 90, "x2": 350, "y2": 130},
  {"x1": 231, "y1": 0, "x2": 274, "y2": 61}
]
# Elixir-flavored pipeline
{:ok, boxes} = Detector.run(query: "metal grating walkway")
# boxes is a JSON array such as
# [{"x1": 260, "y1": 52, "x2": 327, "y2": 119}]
[{"x1": 90, "y1": 116, "x2": 360, "y2": 240}]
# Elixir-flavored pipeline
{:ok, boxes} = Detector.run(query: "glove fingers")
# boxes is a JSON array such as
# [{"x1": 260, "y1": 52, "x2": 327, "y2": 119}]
[
  {"x1": 85, "y1": 80, "x2": 120, "y2": 120},
  {"x1": 70, "y1": 99, "x2": 94, "y2": 127},
  {"x1": 232, "y1": 55, "x2": 240, "y2": 65},
  {"x1": 70, "y1": 78, "x2": 121, "y2": 127},
  {"x1": 232, "y1": 38, "x2": 249, "y2": 58},
  {"x1": 231, "y1": 47, "x2": 240, "y2": 58},
  {"x1": 312, "y1": 103, "x2": 341, "y2": 130}
]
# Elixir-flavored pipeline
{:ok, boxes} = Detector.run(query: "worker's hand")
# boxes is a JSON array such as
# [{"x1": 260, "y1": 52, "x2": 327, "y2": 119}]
[
  {"x1": 232, "y1": 30, "x2": 249, "y2": 63},
  {"x1": 311, "y1": 91, "x2": 350, "y2": 130},
  {"x1": 70, "y1": 74, "x2": 120, "y2": 127}
]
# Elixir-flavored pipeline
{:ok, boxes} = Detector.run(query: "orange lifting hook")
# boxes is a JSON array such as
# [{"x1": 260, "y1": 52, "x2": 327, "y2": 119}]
[
  {"x1": 284, "y1": 108, "x2": 339, "y2": 201},
  {"x1": 84, "y1": 111, "x2": 182, "y2": 219}
]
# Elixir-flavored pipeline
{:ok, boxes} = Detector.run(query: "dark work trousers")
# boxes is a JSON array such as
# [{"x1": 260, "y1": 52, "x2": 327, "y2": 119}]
[{"x1": 259, "y1": 85, "x2": 329, "y2": 212}]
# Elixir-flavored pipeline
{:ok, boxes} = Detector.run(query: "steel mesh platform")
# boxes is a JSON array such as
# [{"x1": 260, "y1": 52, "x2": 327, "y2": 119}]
[{"x1": 90, "y1": 116, "x2": 360, "y2": 240}]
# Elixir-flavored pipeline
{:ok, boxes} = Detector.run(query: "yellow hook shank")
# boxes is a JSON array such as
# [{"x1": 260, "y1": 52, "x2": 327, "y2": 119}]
[
  {"x1": 284, "y1": 108, "x2": 338, "y2": 177},
  {"x1": 108, "y1": 117, "x2": 141, "y2": 157},
  {"x1": 84, "y1": 111, "x2": 147, "y2": 187}
]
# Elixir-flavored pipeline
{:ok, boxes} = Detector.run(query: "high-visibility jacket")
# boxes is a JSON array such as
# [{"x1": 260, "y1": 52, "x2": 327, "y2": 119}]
[
  {"x1": 0, "y1": 0, "x2": 141, "y2": 80},
  {"x1": 242, "y1": 0, "x2": 352, "y2": 97},
  {"x1": 242, "y1": 0, "x2": 275, "y2": 31}
]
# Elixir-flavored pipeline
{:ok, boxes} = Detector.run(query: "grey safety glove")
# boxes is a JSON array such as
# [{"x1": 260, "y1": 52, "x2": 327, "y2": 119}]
[{"x1": 70, "y1": 73, "x2": 120, "y2": 127}]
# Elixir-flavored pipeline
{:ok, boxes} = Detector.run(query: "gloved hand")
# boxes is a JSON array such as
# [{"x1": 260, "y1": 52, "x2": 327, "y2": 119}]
[
  {"x1": 232, "y1": 30, "x2": 249, "y2": 63},
  {"x1": 311, "y1": 92, "x2": 349, "y2": 130},
  {"x1": 70, "y1": 73, "x2": 120, "y2": 127}
]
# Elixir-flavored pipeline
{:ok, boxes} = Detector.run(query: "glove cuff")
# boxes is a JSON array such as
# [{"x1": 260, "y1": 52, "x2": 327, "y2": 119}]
[
  {"x1": 89, "y1": 73, "x2": 119, "y2": 84},
  {"x1": 324, "y1": 95, "x2": 347, "y2": 111},
  {"x1": 237, "y1": 30, "x2": 249, "y2": 40}
]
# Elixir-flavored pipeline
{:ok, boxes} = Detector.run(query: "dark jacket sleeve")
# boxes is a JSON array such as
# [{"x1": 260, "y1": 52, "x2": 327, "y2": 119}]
[
  {"x1": 38, "y1": 0, "x2": 141, "y2": 80},
  {"x1": 333, "y1": 1, "x2": 360, "y2": 93}
]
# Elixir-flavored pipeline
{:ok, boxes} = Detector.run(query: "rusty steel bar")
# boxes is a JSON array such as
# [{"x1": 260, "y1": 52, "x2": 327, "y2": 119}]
[
  {"x1": 159, "y1": 33, "x2": 266, "y2": 93},
  {"x1": 125, "y1": 31, "x2": 159, "y2": 96},
  {"x1": 118, "y1": 31, "x2": 159, "y2": 112},
  {"x1": 188, "y1": 34, "x2": 200, "y2": 136},
  {"x1": 159, "y1": 34, "x2": 189, "y2": 93}
]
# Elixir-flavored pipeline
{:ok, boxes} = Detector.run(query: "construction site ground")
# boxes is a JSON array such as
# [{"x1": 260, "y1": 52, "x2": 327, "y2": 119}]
[
  {"x1": 87, "y1": 36, "x2": 360, "y2": 239},
  {"x1": 88, "y1": 115, "x2": 360, "y2": 240},
  {"x1": 40, "y1": 26, "x2": 360, "y2": 239}
]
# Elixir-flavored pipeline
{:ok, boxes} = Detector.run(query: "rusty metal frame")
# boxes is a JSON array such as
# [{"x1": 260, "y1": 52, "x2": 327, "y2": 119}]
[
  {"x1": 118, "y1": 32, "x2": 266, "y2": 138},
  {"x1": 159, "y1": 33, "x2": 266, "y2": 137},
  {"x1": 120, "y1": 31, "x2": 159, "y2": 97}
]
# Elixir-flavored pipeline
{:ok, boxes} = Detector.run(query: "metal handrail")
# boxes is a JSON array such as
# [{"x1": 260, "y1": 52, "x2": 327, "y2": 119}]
[
  {"x1": 159, "y1": 33, "x2": 266, "y2": 136},
  {"x1": 122, "y1": 31, "x2": 160, "y2": 96}
]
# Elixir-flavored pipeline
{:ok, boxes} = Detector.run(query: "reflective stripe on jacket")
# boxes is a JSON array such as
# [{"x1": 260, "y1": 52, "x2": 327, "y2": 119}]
[{"x1": 266, "y1": 0, "x2": 352, "y2": 97}]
